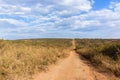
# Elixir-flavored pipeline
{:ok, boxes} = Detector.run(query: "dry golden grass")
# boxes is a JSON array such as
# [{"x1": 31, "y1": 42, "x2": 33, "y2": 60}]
[
  {"x1": 0, "y1": 39, "x2": 72, "y2": 80},
  {"x1": 75, "y1": 39, "x2": 120, "y2": 77}
]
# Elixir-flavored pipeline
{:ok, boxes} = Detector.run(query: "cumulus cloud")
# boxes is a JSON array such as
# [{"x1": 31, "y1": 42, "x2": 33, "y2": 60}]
[
  {"x1": 0, "y1": 0, "x2": 93, "y2": 15},
  {"x1": 60, "y1": 0, "x2": 93, "y2": 11},
  {"x1": 0, "y1": 0, "x2": 120, "y2": 39}
]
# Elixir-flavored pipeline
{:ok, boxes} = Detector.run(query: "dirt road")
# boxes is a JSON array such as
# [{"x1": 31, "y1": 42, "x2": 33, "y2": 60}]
[{"x1": 34, "y1": 39, "x2": 118, "y2": 80}]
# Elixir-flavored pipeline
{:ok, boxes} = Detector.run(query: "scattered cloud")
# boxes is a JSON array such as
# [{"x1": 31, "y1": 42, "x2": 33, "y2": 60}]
[{"x1": 0, "y1": 0, "x2": 120, "y2": 39}]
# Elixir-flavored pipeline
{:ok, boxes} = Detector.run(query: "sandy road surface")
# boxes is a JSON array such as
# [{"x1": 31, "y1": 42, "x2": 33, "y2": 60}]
[
  {"x1": 34, "y1": 39, "x2": 118, "y2": 80},
  {"x1": 34, "y1": 51, "x2": 118, "y2": 80}
]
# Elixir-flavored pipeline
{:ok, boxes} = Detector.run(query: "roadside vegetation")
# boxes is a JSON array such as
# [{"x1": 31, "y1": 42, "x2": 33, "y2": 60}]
[
  {"x1": 0, "y1": 39, "x2": 72, "y2": 80},
  {"x1": 75, "y1": 39, "x2": 120, "y2": 77}
]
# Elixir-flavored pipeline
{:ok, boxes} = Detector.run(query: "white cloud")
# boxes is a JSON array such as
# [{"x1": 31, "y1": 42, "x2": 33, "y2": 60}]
[
  {"x1": 0, "y1": 19, "x2": 28, "y2": 27},
  {"x1": 73, "y1": 20, "x2": 101, "y2": 29},
  {"x1": 110, "y1": 2, "x2": 120, "y2": 12},
  {"x1": 0, "y1": 0, "x2": 93, "y2": 16},
  {"x1": 61, "y1": 0, "x2": 92, "y2": 11},
  {"x1": 115, "y1": 3, "x2": 120, "y2": 12},
  {"x1": 0, "y1": 4, "x2": 31, "y2": 15},
  {"x1": 0, "y1": 0, "x2": 120, "y2": 39}
]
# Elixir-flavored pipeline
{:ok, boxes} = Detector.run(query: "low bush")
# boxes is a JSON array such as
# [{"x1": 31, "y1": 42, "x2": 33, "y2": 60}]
[{"x1": 76, "y1": 39, "x2": 120, "y2": 77}]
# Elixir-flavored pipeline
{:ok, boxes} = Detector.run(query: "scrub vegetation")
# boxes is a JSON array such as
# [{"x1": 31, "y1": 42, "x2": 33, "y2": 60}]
[
  {"x1": 1, "y1": 38, "x2": 120, "y2": 80},
  {"x1": 75, "y1": 39, "x2": 120, "y2": 77},
  {"x1": 0, "y1": 39, "x2": 72, "y2": 80}
]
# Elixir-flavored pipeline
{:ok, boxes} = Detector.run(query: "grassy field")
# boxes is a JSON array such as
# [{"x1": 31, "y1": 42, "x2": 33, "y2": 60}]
[
  {"x1": 1, "y1": 38, "x2": 120, "y2": 79},
  {"x1": 75, "y1": 39, "x2": 120, "y2": 77},
  {"x1": 0, "y1": 39, "x2": 72, "y2": 80}
]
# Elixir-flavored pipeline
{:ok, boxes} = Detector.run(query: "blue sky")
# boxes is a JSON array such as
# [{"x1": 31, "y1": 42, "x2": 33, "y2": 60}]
[{"x1": 0, "y1": 0, "x2": 120, "y2": 39}]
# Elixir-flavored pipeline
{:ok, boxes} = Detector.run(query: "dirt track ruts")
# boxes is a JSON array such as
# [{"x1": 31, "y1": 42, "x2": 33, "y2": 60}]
[{"x1": 34, "y1": 39, "x2": 118, "y2": 80}]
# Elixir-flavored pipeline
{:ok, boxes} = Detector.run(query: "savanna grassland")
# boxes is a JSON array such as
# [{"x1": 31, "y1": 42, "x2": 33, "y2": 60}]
[
  {"x1": 0, "y1": 39, "x2": 72, "y2": 80},
  {"x1": 1, "y1": 38, "x2": 120, "y2": 80},
  {"x1": 75, "y1": 39, "x2": 120, "y2": 77}
]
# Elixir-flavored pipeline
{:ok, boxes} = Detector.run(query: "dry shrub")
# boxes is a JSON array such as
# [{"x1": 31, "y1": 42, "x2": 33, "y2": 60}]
[{"x1": 76, "y1": 39, "x2": 120, "y2": 77}]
